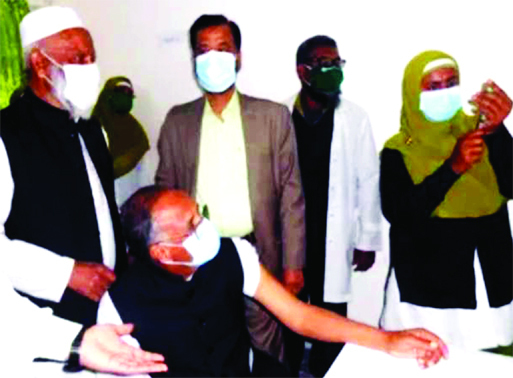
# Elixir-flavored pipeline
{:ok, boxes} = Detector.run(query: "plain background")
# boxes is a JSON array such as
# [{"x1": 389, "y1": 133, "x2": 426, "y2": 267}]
[{"x1": 28, "y1": 0, "x2": 513, "y2": 326}]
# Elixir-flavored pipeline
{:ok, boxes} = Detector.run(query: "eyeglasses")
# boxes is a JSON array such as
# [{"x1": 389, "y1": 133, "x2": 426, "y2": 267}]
[
  {"x1": 307, "y1": 58, "x2": 346, "y2": 69},
  {"x1": 151, "y1": 218, "x2": 204, "y2": 247}
]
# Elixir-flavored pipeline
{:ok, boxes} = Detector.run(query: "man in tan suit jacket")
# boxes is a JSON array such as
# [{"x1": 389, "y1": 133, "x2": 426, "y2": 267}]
[{"x1": 155, "y1": 14, "x2": 305, "y2": 376}]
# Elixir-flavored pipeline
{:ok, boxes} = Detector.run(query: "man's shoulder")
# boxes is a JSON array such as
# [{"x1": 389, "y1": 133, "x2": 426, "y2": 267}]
[
  {"x1": 159, "y1": 97, "x2": 204, "y2": 134},
  {"x1": 240, "y1": 94, "x2": 290, "y2": 115},
  {"x1": 168, "y1": 97, "x2": 204, "y2": 116},
  {"x1": 337, "y1": 97, "x2": 370, "y2": 120},
  {"x1": 335, "y1": 98, "x2": 370, "y2": 127},
  {"x1": 0, "y1": 96, "x2": 27, "y2": 131}
]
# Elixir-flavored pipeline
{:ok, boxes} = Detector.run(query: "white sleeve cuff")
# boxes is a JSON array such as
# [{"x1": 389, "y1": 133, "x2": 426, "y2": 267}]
[
  {"x1": 0, "y1": 239, "x2": 76, "y2": 302},
  {"x1": 231, "y1": 238, "x2": 261, "y2": 297}
]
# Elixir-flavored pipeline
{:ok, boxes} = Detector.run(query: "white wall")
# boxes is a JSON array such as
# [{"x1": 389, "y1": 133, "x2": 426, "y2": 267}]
[{"x1": 28, "y1": 0, "x2": 513, "y2": 326}]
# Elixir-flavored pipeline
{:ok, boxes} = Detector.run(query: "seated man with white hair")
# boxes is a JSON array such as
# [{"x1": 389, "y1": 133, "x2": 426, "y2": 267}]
[
  {"x1": 97, "y1": 186, "x2": 449, "y2": 377},
  {"x1": 0, "y1": 6, "x2": 126, "y2": 328}
]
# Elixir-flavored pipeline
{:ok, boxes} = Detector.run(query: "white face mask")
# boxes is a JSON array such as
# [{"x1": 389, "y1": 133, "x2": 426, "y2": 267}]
[
  {"x1": 41, "y1": 51, "x2": 101, "y2": 121},
  {"x1": 195, "y1": 50, "x2": 236, "y2": 93},
  {"x1": 419, "y1": 85, "x2": 462, "y2": 122},
  {"x1": 159, "y1": 218, "x2": 220, "y2": 267}
]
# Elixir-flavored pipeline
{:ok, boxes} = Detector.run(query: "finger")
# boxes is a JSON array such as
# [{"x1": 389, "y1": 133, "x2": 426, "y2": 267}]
[
  {"x1": 461, "y1": 136, "x2": 485, "y2": 148},
  {"x1": 464, "y1": 129, "x2": 486, "y2": 140},
  {"x1": 465, "y1": 147, "x2": 485, "y2": 161},
  {"x1": 105, "y1": 333, "x2": 167, "y2": 362},
  {"x1": 408, "y1": 329, "x2": 448, "y2": 358},
  {"x1": 113, "y1": 323, "x2": 135, "y2": 336},
  {"x1": 89, "y1": 282, "x2": 111, "y2": 301},
  {"x1": 126, "y1": 347, "x2": 167, "y2": 362},
  {"x1": 473, "y1": 96, "x2": 503, "y2": 122},
  {"x1": 84, "y1": 285, "x2": 102, "y2": 301},
  {"x1": 102, "y1": 356, "x2": 168, "y2": 374},
  {"x1": 473, "y1": 92, "x2": 511, "y2": 120},
  {"x1": 482, "y1": 90, "x2": 511, "y2": 110},
  {"x1": 464, "y1": 144, "x2": 485, "y2": 155},
  {"x1": 474, "y1": 90, "x2": 508, "y2": 108},
  {"x1": 420, "y1": 349, "x2": 443, "y2": 368},
  {"x1": 97, "y1": 266, "x2": 117, "y2": 282},
  {"x1": 404, "y1": 338, "x2": 434, "y2": 357},
  {"x1": 486, "y1": 80, "x2": 510, "y2": 100},
  {"x1": 110, "y1": 361, "x2": 168, "y2": 374}
]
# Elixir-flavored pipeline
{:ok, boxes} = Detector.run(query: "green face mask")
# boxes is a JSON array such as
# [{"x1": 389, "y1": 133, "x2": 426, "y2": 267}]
[
  {"x1": 307, "y1": 65, "x2": 344, "y2": 94},
  {"x1": 108, "y1": 90, "x2": 134, "y2": 114}
]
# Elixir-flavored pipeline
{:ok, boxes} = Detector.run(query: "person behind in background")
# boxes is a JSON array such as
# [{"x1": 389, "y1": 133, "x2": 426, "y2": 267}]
[
  {"x1": 91, "y1": 76, "x2": 150, "y2": 180},
  {"x1": 283, "y1": 35, "x2": 382, "y2": 377},
  {"x1": 155, "y1": 14, "x2": 306, "y2": 376},
  {"x1": 0, "y1": 6, "x2": 126, "y2": 327},
  {"x1": 379, "y1": 50, "x2": 513, "y2": 355},
  {"x1": 97, "y1": 186, "x2": 448, "y2": 377}
]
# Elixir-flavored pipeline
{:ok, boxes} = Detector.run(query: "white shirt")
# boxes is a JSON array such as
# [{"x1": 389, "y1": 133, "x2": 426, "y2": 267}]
[
  {"x1": 95, "y1": 238, "x2": 261, "y2": 378},
  {"x1": 0, "y1": 136, "x2": 116, "y2": 303},
  {"x1": 0, "y1": 267, "x2": 82, "y2": 377},
  {"x1": 284, "y1": 96, "x2": 383, "y2": 303}
]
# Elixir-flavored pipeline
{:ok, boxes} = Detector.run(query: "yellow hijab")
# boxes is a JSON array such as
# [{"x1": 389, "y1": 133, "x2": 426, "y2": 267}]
[
  {"x1": 384, "y1": 50, "x2": 506, "y2": 218},
  {"x1": 92, "y1": 77, "x2": 149, "y2": 179}
]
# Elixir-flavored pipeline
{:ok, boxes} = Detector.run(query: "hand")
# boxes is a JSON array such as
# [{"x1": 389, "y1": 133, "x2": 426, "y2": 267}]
[
  {"x1": 68, "y1": 262, "x2": 116, "y2": 302},
  {"x1": 79, "y1": 323, "x2": 168, "y2": 374},
  {"x1": 282, "y1": 269, "x2": 304, "y2": 295},
  {"x1": 449, "y1": 129, "x2": 485, "y2": 174},
  {"x1": 470, "y1": 80, "x2": 512, "y2": 134},
  {"x1": 352, "y1": 250, "x2": 376, "y2": 272},
  {"x1": 385, "y1": 328, "x2": 449, "y2": 369}
]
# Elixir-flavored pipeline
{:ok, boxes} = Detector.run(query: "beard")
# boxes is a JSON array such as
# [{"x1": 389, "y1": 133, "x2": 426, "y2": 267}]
[{"x1": 304, "y1": 84, "x2": 342, "y2": 109}]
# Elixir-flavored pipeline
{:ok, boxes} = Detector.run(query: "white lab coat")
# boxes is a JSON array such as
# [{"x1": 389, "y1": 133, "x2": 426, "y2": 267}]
[{"x1": 285, "y1": 95, "x2": 382, "y2": 303}]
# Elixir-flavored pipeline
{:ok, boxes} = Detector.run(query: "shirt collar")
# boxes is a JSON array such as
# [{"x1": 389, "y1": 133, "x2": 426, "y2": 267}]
[{"x1": 204, "y1": 90, "x2": 240, "y2": 122}]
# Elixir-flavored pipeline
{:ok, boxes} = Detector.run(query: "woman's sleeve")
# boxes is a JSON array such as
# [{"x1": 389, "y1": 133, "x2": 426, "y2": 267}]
[
  {"x1": 484, "y1": 124, "x2": 512, "y2": 198},
  {"x1": 380, "y1": 148, "x2": 460, "y2": 223}
]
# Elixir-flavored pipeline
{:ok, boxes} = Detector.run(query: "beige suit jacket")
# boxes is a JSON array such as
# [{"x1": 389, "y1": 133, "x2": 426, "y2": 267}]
[{"x1": 155, "y1": 94, "x2": 305, "y2": 276}]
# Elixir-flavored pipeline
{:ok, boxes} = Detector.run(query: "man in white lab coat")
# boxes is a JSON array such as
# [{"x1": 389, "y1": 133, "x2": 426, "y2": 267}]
[{"x1": 284, "y1": 35, "x2": 383, "y2": 377}]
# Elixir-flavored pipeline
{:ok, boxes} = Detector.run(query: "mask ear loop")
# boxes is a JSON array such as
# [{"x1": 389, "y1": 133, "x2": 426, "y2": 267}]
[
  {"x1": 37, "y1": 49, "x2": 76, "y2": 115},
  {"x1": 37, "y1": 49, "x2": 64, "y2": 86},
  {"x1": 301, "y1": 64, "x2": 315, "y2": 88}
]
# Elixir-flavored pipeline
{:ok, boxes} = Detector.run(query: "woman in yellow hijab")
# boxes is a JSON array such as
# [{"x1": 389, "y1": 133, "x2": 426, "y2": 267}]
[
  {"x1": 379, "y1": 50, "x2": 513, "y2": 354},
  {"x1": 92, "y1": 77, "x2": 149, "y2": 179}
]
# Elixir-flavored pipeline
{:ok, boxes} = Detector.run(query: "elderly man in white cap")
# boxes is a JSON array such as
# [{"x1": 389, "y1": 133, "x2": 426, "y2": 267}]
[{"x1": 0, "y1": 6, "x2": 126, "y2": 328}]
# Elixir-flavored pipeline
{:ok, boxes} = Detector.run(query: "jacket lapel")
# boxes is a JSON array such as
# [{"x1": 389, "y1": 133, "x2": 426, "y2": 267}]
[
  {"x1": 188, "y1": 97, "x2": 206, "y2": 195},
  {"x1": 239, "y1": 94, "x2": 259, "y2": 222}
]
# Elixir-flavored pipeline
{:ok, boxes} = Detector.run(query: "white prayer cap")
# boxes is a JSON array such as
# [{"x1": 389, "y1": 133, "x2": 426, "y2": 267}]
[{"x1": 20, "y1": 6, "x2": 84, "y2": 48}]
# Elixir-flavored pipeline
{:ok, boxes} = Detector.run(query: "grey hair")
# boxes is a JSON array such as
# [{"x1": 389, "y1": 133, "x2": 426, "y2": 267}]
[{"x1": 120, "y1": 185, "x2": 170, "y2": 261}]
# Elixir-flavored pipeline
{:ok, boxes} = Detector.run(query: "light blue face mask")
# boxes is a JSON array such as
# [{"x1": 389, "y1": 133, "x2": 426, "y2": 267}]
[
  {"x1": 158, "y1": 218, "x2": 220, "y2": 267},
  {"x1": 195, "y1": 50, "x2": 236, "y2": 93},
  {"x1": 419, "y1": 85, "x2": 462, "y2": 122}
]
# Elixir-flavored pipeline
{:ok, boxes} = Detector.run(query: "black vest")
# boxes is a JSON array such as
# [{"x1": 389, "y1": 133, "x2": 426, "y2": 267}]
[
  {"x1": 1, "y1": 90, "x2": 126, "y2": 326},
  {"x1": 109, "y1": 238, "x2": 250, "y2": 377}
]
